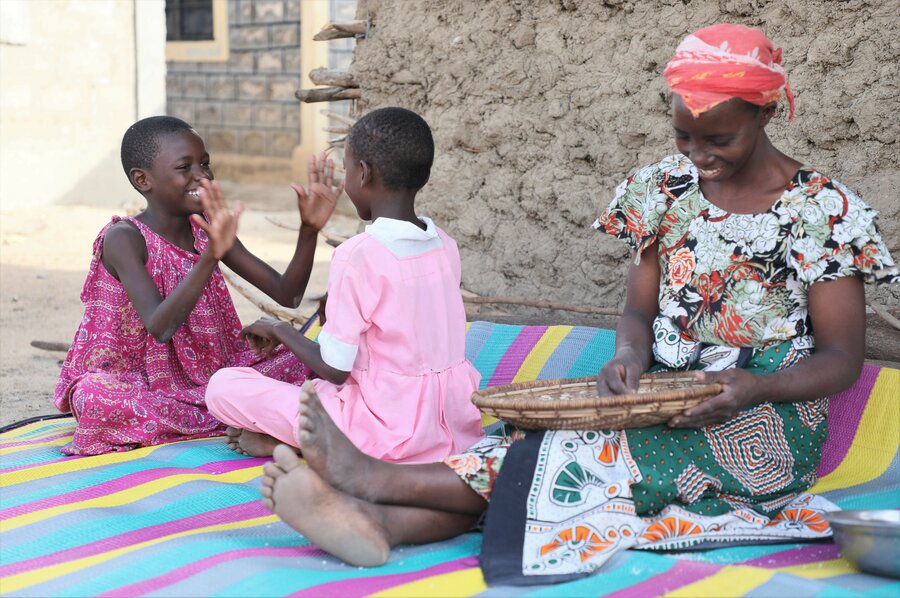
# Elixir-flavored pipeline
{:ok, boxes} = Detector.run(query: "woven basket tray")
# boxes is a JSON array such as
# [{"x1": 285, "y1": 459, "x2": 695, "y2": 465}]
[{"x1": 472, "y1": 371, "x2": 722, "y2": 430}]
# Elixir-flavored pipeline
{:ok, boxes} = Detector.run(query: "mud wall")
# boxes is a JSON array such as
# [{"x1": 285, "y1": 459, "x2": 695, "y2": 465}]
[{"x1": 351, "y1": 0, "x2": 899, "y2": 309}]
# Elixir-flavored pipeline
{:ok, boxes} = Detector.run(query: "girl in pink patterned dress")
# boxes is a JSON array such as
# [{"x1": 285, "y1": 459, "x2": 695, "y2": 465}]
[
  {"x1": 54, "y1": 116, "x2": 340, "y2": 455},
  {"x1": 205, "y1": 108, "x2": 485, "y2": 462}
]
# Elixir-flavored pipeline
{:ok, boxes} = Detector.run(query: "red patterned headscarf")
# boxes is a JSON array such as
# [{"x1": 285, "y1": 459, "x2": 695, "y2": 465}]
[{"x1": 664, "y1": 24, "x2": 794, "y2": 119}]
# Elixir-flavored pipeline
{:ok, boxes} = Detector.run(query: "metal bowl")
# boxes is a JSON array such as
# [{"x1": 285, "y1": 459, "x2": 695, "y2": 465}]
[{"x1": 824, "y1": 509, "x2": 900, "y2": 578}]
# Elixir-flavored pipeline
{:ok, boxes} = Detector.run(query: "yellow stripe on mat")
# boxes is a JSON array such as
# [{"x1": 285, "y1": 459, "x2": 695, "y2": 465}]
[
  {"x1": 810, "y1": 368, "x2": 900, "y2": 494},
  {"x1": 777, "y1": 558, "x2": 858, "y2": 579},
  {"x1": 1, "y1": 514, "x2": 278, "y2": 593},
  {"x1": 0, "y1": 437, "x2": 71, "y2": 456},
  {"x1": 511, "y1": 325, "x2": 573, "y2": 383},
  {"x1": 371, "y1": 566, "x2": 487, "y2": 597},
  {"x1": 1, "y1": 466, "x2": 263, "y2": 531},
  {"x1": 664, "y1": 565, "x2": 775, "y2": 597}
]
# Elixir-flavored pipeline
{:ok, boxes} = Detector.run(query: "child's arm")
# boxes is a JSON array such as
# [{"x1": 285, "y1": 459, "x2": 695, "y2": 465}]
[
  {"x1": 671, "y1": 275, "x2": 865, "y2": 428},
  {"x1": 596, "y1": 242, "x2": 661, "y2": 395},
  {"x1": 242, "y1": 317, "x2": 350, "y2": 384},
  {"x1": 212, "y1": 152, "x2": 343, "y2": 308},
  {"x1": 101, "y1": 193, "x2": 243, "y2": 344}
]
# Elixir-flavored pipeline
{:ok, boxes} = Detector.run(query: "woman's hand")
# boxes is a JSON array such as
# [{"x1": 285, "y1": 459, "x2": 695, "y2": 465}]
[
  {"x1": 241, "y1": 317, "x2": 289, "y2": 355},
  {"x1": 291, "y1": 151, "x2": 342, "y2": 231},
  {"x1": 194, "y1": 179, "x2": 244, "y2": 260},
  {"x1": 668, "y1": 368, "x2": 762, "y2": 428},
  {"x1": 597, "y1": 347, "x2": 645, "y2": 396}
]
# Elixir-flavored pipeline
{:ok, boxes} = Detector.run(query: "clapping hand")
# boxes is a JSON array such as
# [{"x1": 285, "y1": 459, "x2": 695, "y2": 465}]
[
  {"x1": 194, "y1": 179, "x2": 244, "y2": 260},
  {"x1": 291, "y1": 151, "x2": 343, "y2": 231}
]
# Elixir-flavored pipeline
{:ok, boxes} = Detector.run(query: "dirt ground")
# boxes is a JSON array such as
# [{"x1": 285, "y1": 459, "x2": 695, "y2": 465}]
[
  {"x1": 0, "y1": 183, "x2": 361, "y2": 428},
  {"x1": 1, "y1": 182, "x2": 897, "y2": 428}
]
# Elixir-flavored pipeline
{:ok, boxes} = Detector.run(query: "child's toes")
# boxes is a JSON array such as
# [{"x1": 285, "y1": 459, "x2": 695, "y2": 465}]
[
  {"x1": 262, "y1": 496, "x2": 276, "y2": 512},
  {"x1": 263, "y1": 461, "x2": 285, "y2": 478},
  {"x1": 273, "y1": 444, "x2": 303, "y2": 471}
]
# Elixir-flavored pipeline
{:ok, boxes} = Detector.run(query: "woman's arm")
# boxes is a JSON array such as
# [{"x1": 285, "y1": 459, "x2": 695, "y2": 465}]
[
  {"x1": 217, "y1": 153, "x2": 342, "y2": 308},
  {"x1": 671, "y1": 275, "x2": 866, "y2": 427},
  {"x1": 597, "y1": 242, "x2": 662, "y2": 395}
]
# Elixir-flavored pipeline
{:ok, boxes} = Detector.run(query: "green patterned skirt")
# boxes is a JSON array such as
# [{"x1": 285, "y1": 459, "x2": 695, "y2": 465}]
[{"x1": 445, "y1": 341, "x2": 828, "y2": 518}]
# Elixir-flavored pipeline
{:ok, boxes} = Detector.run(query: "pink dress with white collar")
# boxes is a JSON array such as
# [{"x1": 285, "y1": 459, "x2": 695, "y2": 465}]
[{"x1": 206, "y1": 217, "x2": 485, "y2": 463}]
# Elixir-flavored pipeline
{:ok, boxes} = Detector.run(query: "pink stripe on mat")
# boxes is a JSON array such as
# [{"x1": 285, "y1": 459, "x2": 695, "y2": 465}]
[
  {"x1": 0, "y1": 501, "x2": 269, "y2": 577},
  {"x1": 744, "y1": 543, "x2": 840, "y2": 568},
  {"x1": 0, "y1": 459, "x2": 264, "y2": 520},
  {"x1": 606, "y1": 560, "x2": 722, "y2": 598},
  {"x1": 95, "y1": 546, "x2": 323, "y2": 597},
  {"x1": 289, "y1": 556, "x2": 479, "y2": 598},
  {"x1": 486, "y1": 326, "x2": 547, "y2": 387},
  {"x1": 817, "y1": 364, "x2": 879, "y2": 477}
]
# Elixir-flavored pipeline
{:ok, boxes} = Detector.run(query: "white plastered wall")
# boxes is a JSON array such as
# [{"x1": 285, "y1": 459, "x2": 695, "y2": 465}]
[{"x1": 0, "y1": 0, "x2": 166, "y2": 212}]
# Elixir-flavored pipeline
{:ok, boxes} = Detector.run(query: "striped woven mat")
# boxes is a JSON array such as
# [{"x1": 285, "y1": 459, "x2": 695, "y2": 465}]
[{"x1": 1, "y1": 322, "x2": 898, "y2": 596}]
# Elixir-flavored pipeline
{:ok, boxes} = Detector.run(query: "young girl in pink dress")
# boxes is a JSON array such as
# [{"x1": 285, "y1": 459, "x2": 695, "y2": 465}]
[
  {"x1": 54, "y1": 116, "x2": 340, "y2": 455},
  {"x1": 205, "y1": 107, "x2": 485, "y2": 463}
]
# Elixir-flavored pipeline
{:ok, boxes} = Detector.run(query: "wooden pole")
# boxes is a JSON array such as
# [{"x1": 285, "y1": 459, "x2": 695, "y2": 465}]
[
  {"x1": 462, "y1": 296, "x2": 623, "y2": 316},
  {"x1": 313, "y1": 20, "x2": 368, "y2": 41},
  {"x1": 296, "y1": 87, "x2": 362, "y2": 103},
  {"x1": 309, "y1": 68, "x2": 358, "y2": 88}
]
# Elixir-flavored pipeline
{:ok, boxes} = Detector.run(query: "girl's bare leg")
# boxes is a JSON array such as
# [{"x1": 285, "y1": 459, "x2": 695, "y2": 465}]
[
  {"x1": 260, "y1": 447, "x2": 477, "y2": 567},
  {"x1": 296, "y1": 383, "x2": 487, "y2": 515}
]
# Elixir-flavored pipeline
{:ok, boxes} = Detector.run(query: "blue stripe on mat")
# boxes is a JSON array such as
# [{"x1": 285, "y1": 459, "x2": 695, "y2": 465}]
[{"x1": 565, "y1": 327, "x2": 616, "y2": 377}]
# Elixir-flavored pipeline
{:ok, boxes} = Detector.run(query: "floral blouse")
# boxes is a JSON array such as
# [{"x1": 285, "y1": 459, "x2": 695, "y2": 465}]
[{"x1": 594, "y1": 155, "x2": 898, "y2": 363}]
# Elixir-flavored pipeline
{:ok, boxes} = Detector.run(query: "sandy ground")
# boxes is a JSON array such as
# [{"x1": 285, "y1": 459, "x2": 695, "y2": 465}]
[{"x1": 0, "y1": 184, "x2": 360, "y2": 428}]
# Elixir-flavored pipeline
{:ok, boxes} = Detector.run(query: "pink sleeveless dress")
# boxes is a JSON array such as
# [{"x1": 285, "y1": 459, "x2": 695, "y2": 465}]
[{"x1": 54, "y1": 216, "x2": 311, "y2": 455}]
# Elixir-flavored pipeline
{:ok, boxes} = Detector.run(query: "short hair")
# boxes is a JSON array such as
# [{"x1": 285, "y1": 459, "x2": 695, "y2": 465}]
[
  {"x1": 120, "y1": 116, "x2": 195, "y2": 179},
  {"x1": 347, "y1": 107, "x2": 434, "y2": 190}
]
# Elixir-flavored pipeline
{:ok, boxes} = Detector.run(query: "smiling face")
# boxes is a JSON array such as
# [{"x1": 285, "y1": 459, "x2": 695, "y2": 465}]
[
  {"x1": 139, "y1": 129, "x2": 213, "y2": 215},
  {"x1": 672, "y1": 96, "x2": 773, "y2": 183}
]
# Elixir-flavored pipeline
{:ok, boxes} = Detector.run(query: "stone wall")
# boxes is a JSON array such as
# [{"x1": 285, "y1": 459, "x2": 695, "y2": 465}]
[
  {"x1": 166, "y1": 0, "x2": 301, "y2": 161},
  {"x1": 351, "y1": 0, "x2": 899, "y2": 310}
]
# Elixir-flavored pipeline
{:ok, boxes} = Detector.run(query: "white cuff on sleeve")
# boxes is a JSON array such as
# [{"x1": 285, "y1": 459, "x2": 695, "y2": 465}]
[{"x1": 318, "y1": 329, "x2": 357, "y2": 372}]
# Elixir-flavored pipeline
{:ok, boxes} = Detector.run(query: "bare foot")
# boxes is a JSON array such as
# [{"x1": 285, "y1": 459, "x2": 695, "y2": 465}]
[
  {"x1": 224, "y1": 426, "x2": 281, "y2": 457},
  {"x1": 225, "y1": 426, "x2": 247, "y2": 455},
  {"x1": 260, "y1": 444, "x2": 391, "y2": 567},
  {"x1": 297, "y1": 381, "x2": 379, "y2": 498}
]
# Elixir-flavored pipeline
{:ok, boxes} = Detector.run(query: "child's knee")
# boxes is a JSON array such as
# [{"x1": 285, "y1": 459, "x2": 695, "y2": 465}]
[
  {"x1": 206, "y1": 367, "x2": 256, "y2": 412},
  {"x1": 70, "y1": 373, "x2": 130, "y2": 417}
]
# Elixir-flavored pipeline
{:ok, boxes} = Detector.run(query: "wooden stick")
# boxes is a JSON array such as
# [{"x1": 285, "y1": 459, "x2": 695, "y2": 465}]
[
  {"x1": 324, "y1": 125, "x2": 351, "y2": 135},
  {"x1": 296, "y1": 87, "x2": 362, "y2": 103},
  {"x1": 313, "y1": 20, "x2": 368, "y2": 41},
  {"x1": 31, "y1": 340, "x2": 71, "y2": 352},
  {"x1": 867, "y1": 299, "x2": 900, "y2": 330},
  {"x1": 320, "y1": 110, "x2": 357, "y2": 126},
  {"x1": 462, "y1": 296, "x2": 623, "y2": 316},
  {"x1": 309, "y1": 68, "x2": 358, "y2": 88},
  {"x1": 221, "y1": 269, "x2": 309, "y2": 327}
]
